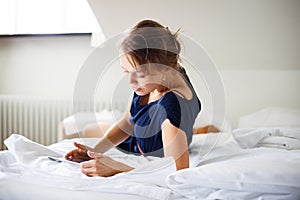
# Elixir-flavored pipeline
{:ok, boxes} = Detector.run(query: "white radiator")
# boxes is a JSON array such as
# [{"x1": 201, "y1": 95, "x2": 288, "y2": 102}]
[
  {"x1": 0, "y1": 96, "x2": 126, "y2": 150},
  {"x1": 0, "y1": 96, "x2": 71, "y2": 150}
]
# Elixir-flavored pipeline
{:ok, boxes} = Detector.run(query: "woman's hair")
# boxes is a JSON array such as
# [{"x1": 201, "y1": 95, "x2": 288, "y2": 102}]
[
  {"x1": 120, "y1": 20, "x2": 181, "y2": 69},
  {"x1": 120, "y1": 19, "x2": 191, "y2": 82}
]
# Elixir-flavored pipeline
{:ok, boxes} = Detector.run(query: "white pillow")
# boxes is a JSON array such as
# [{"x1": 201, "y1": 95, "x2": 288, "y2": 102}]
[
  {"x1": 239, "y1": 107, "x2": 300, "y2": 128},
  {"x1": 62, "y1": 110, "x2": 122, "y2": 135}
]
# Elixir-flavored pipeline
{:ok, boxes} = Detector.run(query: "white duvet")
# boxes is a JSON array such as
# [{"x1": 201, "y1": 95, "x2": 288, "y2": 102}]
[
  {"x1": 167, "y1": 137, "x2": 300, "y2": 199},
  {"x1": 1, "y1": 133, "x2": 300, "y2": 200},
  {"x1": 232, "y1": 127, "x2": 300, "y2": 150},
  {"x1": 1, "y1": 134, "x2": 175, "y2": 200}
]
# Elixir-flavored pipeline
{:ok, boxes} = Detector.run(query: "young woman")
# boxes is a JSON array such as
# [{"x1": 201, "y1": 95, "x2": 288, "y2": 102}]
[{"x1": 65, "y1": 19, "x2": 201, "y2": 177}]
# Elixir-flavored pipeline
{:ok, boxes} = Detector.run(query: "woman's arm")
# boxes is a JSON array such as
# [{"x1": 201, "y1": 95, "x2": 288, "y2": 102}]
[
  {"x1": 161, "y1": 119, "x2": 189, "y2": 170},
  {"x1": 65, "y1": 98, "x2": 134, "y2": 160},
  {"x1": 64, "y1": 114, "x2": 133, "y2": 161},
  {"x1": 93, "y1": 111, "x2": 133, "y2": 153},
  {"x1": 93, "y1": 95, "x2": 134, "y2": 153},
  {"x1": 66, "y1": 99, "x2": 135, "y2": 177}
]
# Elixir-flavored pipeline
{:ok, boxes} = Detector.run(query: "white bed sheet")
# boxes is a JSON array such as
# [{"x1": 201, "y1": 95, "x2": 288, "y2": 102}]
[
  {"x1": 0, "y1": 179, "x2": 154, "y2": 200},
  {"x1": 1, "y1": 134, "x2": 177, "y2": 200},
  {"x1": 1, "y1": 132, "x2": 299, "y2": 200}
]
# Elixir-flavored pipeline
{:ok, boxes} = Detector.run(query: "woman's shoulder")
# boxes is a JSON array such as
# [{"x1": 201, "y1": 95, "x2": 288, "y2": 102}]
[
  {"x1": 160, "y1": 89, "x2": 201, "y2": 111},
  {"x1": 162, "y1": 87, "x2": 193, "y2": 103},
  {"x1": 159, "y1": 91, "x2": 180, "y2": 107}
]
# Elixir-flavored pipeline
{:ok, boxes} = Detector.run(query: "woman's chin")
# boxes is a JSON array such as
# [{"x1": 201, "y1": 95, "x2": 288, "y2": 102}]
[{"x1": 134, "y1": 89, "x2": 146, "y2": 96}]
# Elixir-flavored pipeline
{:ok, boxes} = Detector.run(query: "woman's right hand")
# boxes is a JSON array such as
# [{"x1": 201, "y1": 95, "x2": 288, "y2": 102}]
[{"x1": 65, "y1": 142, "x2": 94, "y2": 163}]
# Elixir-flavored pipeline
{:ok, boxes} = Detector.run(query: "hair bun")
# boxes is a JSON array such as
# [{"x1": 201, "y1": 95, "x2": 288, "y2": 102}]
[{"x1": 134, "y1": 19, "x2": 164, "y2": 29}]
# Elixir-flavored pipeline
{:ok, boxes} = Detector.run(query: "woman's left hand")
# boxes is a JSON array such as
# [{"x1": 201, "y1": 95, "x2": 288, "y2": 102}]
[{"x1": 81, "y1": 151, "x2": 134, "y2": 177}]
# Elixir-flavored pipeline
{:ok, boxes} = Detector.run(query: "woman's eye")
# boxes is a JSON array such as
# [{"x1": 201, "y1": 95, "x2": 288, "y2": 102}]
[{"x1": 136, "y1": 72, "x2": 146, "y2": 78}]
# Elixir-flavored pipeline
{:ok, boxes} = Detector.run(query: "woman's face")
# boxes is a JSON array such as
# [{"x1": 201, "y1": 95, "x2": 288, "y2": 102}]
[{"x1": 120, "y1": 55, "x2": 163, "y2": 96}]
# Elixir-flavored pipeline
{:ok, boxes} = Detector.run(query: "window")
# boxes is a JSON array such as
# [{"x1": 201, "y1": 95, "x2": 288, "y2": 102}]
[{"x1": 0, "y1": 0, "x2": 102, "y2": 35}]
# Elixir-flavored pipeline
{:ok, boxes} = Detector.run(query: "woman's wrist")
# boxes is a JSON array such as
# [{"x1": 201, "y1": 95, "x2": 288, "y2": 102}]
[
  {"x1": 93, "y1": 135, "x2": 114, "y2": 154},
  {"x1": 112, "y1": 160, "x2": 134, "y2": 175}
]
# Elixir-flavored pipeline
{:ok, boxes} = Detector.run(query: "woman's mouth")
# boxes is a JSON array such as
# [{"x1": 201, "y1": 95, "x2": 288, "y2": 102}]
[
  {"x1": 135, "y1": 88, "x2": 142, "y2": 92},
  {"x1": 133, "y1": 87, "x2": 142, "y2": 92}
]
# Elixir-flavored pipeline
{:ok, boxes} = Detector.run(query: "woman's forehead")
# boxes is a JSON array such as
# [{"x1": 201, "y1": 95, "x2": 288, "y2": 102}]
[
  {"x1": 120, "y1": 55, "x2": 135, "y2": 69},
  {"x1": 120, "y1": 55, "x2": 168, "y2": 73},
  {"x1": 120, "y1": 55, "x2": 146, "y2": 72}
]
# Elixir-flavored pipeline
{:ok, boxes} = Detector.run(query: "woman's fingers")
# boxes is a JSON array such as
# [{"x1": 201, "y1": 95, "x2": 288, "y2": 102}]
[
  {"x1": 80, "y1": 155, "x2": 125, "y2": 177},
  {"x1": 81, "y1": 166, "x2": 95, "y2": 176},
  {"x1": 74, "y1": 142, "x2": 87, "y2": 150},
  {"x1": 65, "y1": 149, "x2": 76, "y2": 159},
  {"x1": 74, "y1": 142, "x2": 94, "y2": 152},
  {"x1": 81, "y1": 160, "x2": 94, "y2": 168},
  {"x1": 65, "y1": 142, "x2": 84, "y2": 159},
  {"x1": 64, "y1": 142, "x2": 93, "y2": 162},
  {"x1": 65, "y1": 149, "x2": 90, "y2": 161},
  {"x1": 81, "y1": 160, "x2": 97, "y2": 176}
]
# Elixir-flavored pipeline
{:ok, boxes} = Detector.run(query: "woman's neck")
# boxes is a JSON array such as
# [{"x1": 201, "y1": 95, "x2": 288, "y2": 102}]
[{"x1": 147, "y1": 88, "x2": 167, "y2": 104}]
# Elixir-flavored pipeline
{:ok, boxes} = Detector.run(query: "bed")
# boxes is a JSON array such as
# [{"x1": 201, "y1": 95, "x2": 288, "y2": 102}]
[{"x1": 1, "y1": 107, "x2": 300, "y2": 200}]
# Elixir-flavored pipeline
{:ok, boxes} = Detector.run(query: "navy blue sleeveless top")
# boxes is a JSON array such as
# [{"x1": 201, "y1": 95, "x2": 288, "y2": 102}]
[{"x1": 117, "y1": 78, "x2": 201, "y2": 157}]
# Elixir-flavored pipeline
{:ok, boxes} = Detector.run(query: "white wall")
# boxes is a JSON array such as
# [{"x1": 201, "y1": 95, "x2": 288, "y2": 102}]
[
  {"x1": 0, "y1": 35, "x2": 93, "y2": 99},
  {"x1": 0, "y1": 0, "x2": 300, "y2": 127},
  {"x1": 89, "y1": 0, "x2": 300, "y2": 70},
  {"x1": 220, "y1": 70, "x2": 300, "y2": 127}
]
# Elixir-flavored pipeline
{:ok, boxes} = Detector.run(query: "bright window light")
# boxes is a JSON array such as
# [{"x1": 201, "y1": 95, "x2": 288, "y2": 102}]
[{"x1": 0, "y1": 0, "x2": 102, "y2": 35}]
